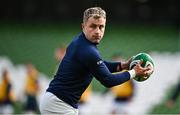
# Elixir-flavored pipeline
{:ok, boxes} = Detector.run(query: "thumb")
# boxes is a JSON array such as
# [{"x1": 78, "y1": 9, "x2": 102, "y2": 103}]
[{"x1": 139, "y1": 59, "x2": 143, "y2": 65}]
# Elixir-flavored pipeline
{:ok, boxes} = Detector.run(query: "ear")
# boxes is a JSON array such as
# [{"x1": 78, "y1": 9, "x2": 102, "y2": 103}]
[{"x1": 81, "y1": 23, "x2": 84, "y2": 30}]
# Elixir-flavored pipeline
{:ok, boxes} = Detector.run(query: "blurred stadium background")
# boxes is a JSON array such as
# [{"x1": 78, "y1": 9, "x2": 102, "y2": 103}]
[{"x1": 0, "y1": 0, "x2": 180, "y2": 114}]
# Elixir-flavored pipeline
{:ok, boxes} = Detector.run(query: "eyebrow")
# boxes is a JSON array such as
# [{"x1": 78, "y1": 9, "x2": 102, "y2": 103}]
[{"x1": 90, "y1": 23, "x2": 104, "y2": 27}]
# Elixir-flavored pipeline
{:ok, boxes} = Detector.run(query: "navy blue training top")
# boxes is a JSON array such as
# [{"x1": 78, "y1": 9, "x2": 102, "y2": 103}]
[{"x1": 47, "y1": 32, "x2": 130, "y2": 108}]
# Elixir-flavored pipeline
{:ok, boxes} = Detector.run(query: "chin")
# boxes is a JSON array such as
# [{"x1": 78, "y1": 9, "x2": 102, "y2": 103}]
[{"x1": 94, "y1": 41, "x2": 100, "y2": 44}]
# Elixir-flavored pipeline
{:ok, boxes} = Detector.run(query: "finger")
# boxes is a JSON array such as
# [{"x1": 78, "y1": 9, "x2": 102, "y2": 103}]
[
  {"x1": 146, "y1": 69, "x2": 153, "y2": 75},
  {"x1": 143, "y1": 67, "x2": 150, "y2": 72},
  {"x1": 139, "y1": 60, "x2": 143, "y2": 65},
  {"x1": 136, "y1": 61, "x2": 143, "y2": 67},
  {"x1": 128, "y1": 57, "x2": 133, "y2": 62},
  {"x1": 145, "y1": 69, "x2": 154, "y2": 76},
  {"x1": 143, "y1": 76, "x2": 148, "y2": 79},
  {"x1": 148, "y1": 67, "x2": 153, "y2": 72},
  {"x1": 142, "y1": 68, "x2": 151, "y2": 76},
  {"x1": 144, "y1": 72, "x2": 150, "y2": 76},
  {"x1": 146, "y1": 66, "x2": 153, "y2": 74}
]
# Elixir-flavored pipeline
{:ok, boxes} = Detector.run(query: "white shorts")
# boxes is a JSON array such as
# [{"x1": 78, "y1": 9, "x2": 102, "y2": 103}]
[{"x1": 39, "y1": 92, "x2": 78, "y2": 115}]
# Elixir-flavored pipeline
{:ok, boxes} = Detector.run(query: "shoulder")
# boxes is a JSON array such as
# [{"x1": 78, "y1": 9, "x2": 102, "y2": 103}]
[
  {"x1": 71, "y1": 33, "x2": 99, "y2": 55},
  {"x1": 77, "y1": 45, "x2": 101, "y2": 65},
  {"x1": 81, "y1": 44, "x2": 99, "y2": 57},
  {"x1": 67, "y1": 33, "x2": 101, "y2": 60}
]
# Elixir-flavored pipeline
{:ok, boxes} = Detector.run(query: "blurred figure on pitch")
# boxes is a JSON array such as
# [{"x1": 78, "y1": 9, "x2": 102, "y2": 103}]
[
  {"x1": 110, "y1": 53, "x2": 136, "y2": 115},
  {"x1": 54, "y1": 46, "x2": 66, "y2": 72},
  {"x1": 0, "y1": 69, "x2": 16, "y2": 114},
  {"x1": 24, "y1": 63, "x2": 40, "y2": 114},
  {"x1": 166, "y1": 77, "x2": 180, "y2": 108},
  {"x1": 78, "y1": 84, "x2": 92, "y2": 114}
]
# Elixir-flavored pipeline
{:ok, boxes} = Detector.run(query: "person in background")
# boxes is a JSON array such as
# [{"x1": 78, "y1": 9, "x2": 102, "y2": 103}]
[
  {"x1": 55, "y1": 46, "x2": 66, "y2": 63},
  {"x1": 24, "y1": 63, "x2": 40, "y2": 114},
  {"x1": 54, "y1": 46, "x2": 67, "y2": 73},
  {"x1": 79, "y1": 84, "x2": 92, "y2": 105},
  {"x1": 110, "y1": 53, "x2": 136, "y2": 114},
  {"x1": 166, "y1": 77, "x2": 180, "y2": 108},
  {"x1": 0, "y1": 69, "x2": 16, "y2": 114},
  {"x1": 78, "y1": 84, "x2": 92, "y2": 114}
]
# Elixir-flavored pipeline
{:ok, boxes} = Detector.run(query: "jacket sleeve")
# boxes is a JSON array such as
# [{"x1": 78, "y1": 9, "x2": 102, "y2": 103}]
[
  {"x1": 78, "y1": 46, "x2": 130, "y2": 88},
  {"x1": 104, "y1": 61, "x2": 121, "y2": 73}
]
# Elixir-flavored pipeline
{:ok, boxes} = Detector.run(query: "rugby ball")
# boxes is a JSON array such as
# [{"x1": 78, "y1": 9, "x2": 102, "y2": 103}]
[{"x1": 129, "y1": 53, "x2": 154, "y2": 82}]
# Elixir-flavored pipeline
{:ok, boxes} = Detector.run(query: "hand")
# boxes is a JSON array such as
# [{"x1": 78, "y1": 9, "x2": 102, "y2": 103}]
[
  {"x1": 133, "y1": 61, "x2": 152, "y2": 78},
  {"x1": 120, "y1": 57, "x2": 133, "y2": 70},
  {"x1": 146, "y1": 64, "x2": 154, "y2": 76}
]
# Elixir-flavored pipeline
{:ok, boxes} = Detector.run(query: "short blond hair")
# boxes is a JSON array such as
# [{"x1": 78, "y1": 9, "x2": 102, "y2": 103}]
[{"x1": 83, "y1": 7, "x2": 106, "y2": 23}]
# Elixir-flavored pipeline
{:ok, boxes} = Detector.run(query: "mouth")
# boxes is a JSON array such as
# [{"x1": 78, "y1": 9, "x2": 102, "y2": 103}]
[{"x1": 93, "y1": 36, "x2": 101, "y2": 39}]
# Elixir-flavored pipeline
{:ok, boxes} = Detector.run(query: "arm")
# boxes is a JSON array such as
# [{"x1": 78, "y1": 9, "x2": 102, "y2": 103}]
[
  {"x1": 104, "y1": 57, "x2": 133, "y2": 73},
  {"x1": 78, "y1": 47, "x2": 132, "y2": 88},
  {"x1": 78, "y1": 46, "x2": 150, "y2": 88},
  {"x1": 90, "y1": 61, "x2": 131, "y2": 88},
  {"x1": 104, "y1": 61, "x2": 120, "y2": 73}
]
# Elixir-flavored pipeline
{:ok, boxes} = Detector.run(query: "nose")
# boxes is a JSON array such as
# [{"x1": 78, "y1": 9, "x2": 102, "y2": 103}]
[{"x1": 95, "y1": 27, "x2": 101, "y2": 34}]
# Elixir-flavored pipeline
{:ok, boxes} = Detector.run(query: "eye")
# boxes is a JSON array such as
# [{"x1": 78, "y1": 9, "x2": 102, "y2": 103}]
[
  {"x1": 99, "y1": 25, "x2": 104, "y2": 30},
  {"x1": 90, "y1": 24, "x2": 96, "y2": 29}
]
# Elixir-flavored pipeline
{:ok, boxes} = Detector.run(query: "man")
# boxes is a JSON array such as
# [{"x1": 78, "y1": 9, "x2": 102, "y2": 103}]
[
  {"x1": 166, "y1": 77, "x2": 180, "y2": 108},
  {"x1": 54, "y1": 46, "x2": 67, "y2": 73},
  {"x1": 24, "y1": 63, "x2": 39, "y2": 114},
  {"x1": 40, "y1": 7, "x2": 152, "y2": 115},
  {"x1": 0, "y1": 69, "x2": 16, "y2": 114}
]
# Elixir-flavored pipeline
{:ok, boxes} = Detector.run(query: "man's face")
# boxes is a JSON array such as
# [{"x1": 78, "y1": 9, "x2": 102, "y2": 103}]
[{"x1": 82, "y1": 17, "x2": 106, "y2": 44}]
